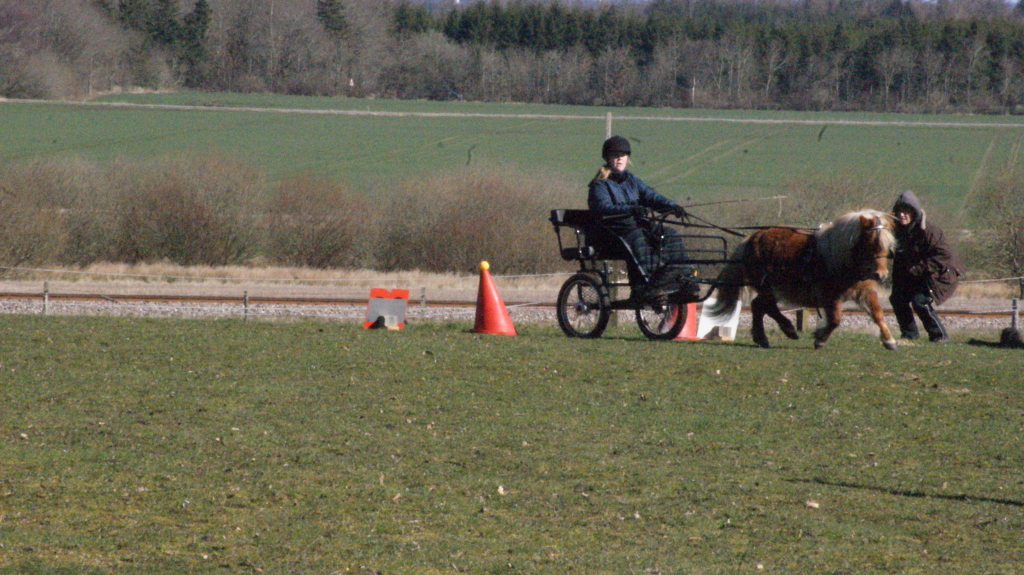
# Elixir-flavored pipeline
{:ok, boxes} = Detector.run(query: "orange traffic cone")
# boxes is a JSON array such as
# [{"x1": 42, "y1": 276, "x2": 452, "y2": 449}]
[
  {"x1": 674, "y1": 302, "x2": 699, "y2": 340},
  {"x1": 473, "y1": 261, "x2": 517, "y2": 336}
]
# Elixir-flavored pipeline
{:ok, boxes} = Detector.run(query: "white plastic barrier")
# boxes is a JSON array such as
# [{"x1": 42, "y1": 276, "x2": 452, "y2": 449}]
[{"x1": 696, "y1": 296, "x2": 742, "y2": 341}]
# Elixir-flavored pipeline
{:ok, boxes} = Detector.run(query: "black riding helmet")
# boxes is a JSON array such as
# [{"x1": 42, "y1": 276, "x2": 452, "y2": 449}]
[{"x1": 602, "y1": 135, "x2": 631, "y2": 158}]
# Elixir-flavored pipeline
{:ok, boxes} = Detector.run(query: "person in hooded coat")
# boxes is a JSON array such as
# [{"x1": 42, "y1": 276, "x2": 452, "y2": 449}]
[
  {"x1": 889, "y1": 190, "x2": 962, "y2": 342},
  {"x1": 587, "y1": 135, "x2": 687, "y2": 301}
]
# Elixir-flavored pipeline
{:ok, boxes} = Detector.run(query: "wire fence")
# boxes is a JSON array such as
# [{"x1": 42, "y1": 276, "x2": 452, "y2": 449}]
[
  {"x1": 0, "y1": 266, "x2": 573, "y2": 285},
  {"x1": 961, "y1": 276, "x2": 1024, "y2": 284},
  {"x1": 0, "y1": 298, "x2": 487, "y2": 322},
  {"x1": 4, "y1": 266, "x2": 1020, "y2": 283},
  {"x1": 1, "y1": 266, "x2": 1020, "y2": 323},
  {"x1": 0, "y1": 266, "x2": 558, "y2": 323}
]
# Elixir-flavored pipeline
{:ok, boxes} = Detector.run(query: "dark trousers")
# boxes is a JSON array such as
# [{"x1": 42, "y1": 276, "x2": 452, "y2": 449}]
[
  {"x1": 890, "y1": 289, "x2": 947, "y2": 341},
  {"x1": 622, "y1": 225, "x2": 687, "y2": 286}
]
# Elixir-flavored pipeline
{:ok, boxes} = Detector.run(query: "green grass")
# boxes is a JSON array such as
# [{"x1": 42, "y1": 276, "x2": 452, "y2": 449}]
[
  {"x1": 1, "y1": 315, "x2": 1022, "y2": 574},
  {"x1": 3, "y1": 94, "x2": 1024, "y2": 212}
]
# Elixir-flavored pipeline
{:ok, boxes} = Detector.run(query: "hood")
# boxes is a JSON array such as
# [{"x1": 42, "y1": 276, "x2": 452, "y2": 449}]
[{"x1": 892, "y1": 190, "x2": 926, "y2": 230}]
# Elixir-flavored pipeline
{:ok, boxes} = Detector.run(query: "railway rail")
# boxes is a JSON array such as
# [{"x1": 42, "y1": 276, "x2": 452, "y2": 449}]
[
  {"x1": 0, "y1": 291, "x2": 484, "y2": 308},
  {"x1": 0, "y1": 290, "x2": 1013, "y2": 320}
]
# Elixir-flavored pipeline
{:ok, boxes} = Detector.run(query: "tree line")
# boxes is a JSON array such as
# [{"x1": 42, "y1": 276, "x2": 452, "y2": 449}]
[{"x1": 2, "y1": 0, "x2": 1024, "y2": 113}]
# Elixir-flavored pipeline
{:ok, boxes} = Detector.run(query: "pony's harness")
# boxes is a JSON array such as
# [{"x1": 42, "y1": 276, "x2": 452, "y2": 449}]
[{"x1": 799, "y1": 233, "x2": 825, "y2": 282}]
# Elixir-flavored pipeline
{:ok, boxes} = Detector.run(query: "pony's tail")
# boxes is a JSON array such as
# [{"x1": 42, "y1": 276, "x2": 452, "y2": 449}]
[{"x1": 705, "y1": 245, "x2": 747, "y2": 320}]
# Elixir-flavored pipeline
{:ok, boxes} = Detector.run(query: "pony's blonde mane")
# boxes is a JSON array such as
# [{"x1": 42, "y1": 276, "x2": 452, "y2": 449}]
[{"x1": 814, "y1": 209, "x2": 895, "y2": 275}]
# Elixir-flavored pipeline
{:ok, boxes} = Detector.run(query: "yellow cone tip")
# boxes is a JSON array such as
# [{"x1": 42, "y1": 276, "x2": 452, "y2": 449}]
[{"x1": 480, "y1": 261, "x2": 490, "y2": 271}]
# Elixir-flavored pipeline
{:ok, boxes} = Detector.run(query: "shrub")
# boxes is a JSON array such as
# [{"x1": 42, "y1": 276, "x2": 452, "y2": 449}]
[
  {"x1": 376, "y1": 164, "x2": 579, "y2": 275},
  {"x1": 966, "y1": 173, "x2": 1024, "y2": 297},
  {"x1": 687, "y1": 172, "x2": 902, "y2": 244},
  {"x1": 772, "y1": 173, "x2": 897, "y2": 227},
  {"x1": 0, "y1": 166, "x2": 67, "y2": 272},
  {"x1": 0, "y1": 158, "x2": 124, "y2": 266},
  {"x1": 266, "y1": 175, "x2": 370, "y2": 268},
  {"x1": 108, "y1": 155, "x2": 265, "y2": 266}
]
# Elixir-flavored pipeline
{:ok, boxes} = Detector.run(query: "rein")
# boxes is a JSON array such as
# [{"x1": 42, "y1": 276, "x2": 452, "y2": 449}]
[
  {"x1": 676, "y1": 213, "x2": 747, "y2": 237},
  {"x1": 682, "y1": 212, "x2": 817, "y2": 238}
]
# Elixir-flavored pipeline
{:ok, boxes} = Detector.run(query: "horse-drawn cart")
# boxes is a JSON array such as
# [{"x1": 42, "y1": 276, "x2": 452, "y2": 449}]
[
  {"x1": 549, "y1": 208, "x2": 735, "y2": 340},
  {"x1": 552, "y1": 205, "x2": 900, "y2": 349}
]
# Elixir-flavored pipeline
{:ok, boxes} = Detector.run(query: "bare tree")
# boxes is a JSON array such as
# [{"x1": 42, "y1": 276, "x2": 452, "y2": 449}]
[
  {"x1": 592, "y1": 47, "x2": 641, "y2": 106},
  {"x1": 919, "y1": 45, "x2": 950, "y2": 112},
  {"x1": 342, "y1": 0, "x2": 395, "y2": 96},
  {"x1": 696, "y1": 35, "x2": 756, "y2": 108},
  {"x1": 964, "y1": 35, "x2": 988, "y2": 108},
  {"x1": 995, "y1": 52, "x2": 1021, "y2": 111},
  {"x1": 644, "y1": 37, "x2": 687, "y2": 107},
  {"x1": 476, "y1": 48, "x2": 506, "y2": 101},
  {"x1": 875, "y1": 46, "x2": 914, "y2": 111},
  {"x1": 0, "y1": 0, "x2": 138, "y2": 99},
  {"x1": 381, "y1": 31, "x2": 472, "y2": 99},
  {"x1": 797, "y1": 52, "x2": 850, "y2": 110},
  {"x1": 761, "y1": 37, "x2": 789, "y2": 101},
  {"x1": 505, "y1": 49, "x2": 540, "y2": 103},
  {"x1": 549, "y1": 47, "x2": 593, "y2": 105},
  {"x1": 691, "y1": 39, "x2": 728, "y2": 106}
]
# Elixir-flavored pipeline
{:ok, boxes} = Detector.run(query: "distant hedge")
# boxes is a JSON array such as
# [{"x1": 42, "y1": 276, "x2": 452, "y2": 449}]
[
  {"x1": 3, "y1": 154, "x2": 1021, "y2": 286},
  {"x1": 0, "y1": 156, "x2": 578, "y2": 276}
]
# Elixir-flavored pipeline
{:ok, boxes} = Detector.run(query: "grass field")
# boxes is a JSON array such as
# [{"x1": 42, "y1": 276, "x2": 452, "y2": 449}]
[
  {"x1": 3, "y1": 94, "x2": 1024, "y2": 213},
  {"x1": 1, "y1": 315, "x2": 1021, "y2": 574}
]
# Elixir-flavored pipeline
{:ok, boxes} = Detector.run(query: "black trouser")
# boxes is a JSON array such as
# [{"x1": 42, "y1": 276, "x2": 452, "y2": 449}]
[
  {"x1": 890, "y1": 288, "x2": 947, "y2": 341},
  {"x1": 621, "y1": 224, "x2": 687, "y2": 286}
]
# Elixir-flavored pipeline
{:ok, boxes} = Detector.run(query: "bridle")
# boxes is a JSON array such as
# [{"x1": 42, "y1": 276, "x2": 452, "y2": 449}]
[{"x1": 865, "y1": 216, "x2": 893, "y2": 269}]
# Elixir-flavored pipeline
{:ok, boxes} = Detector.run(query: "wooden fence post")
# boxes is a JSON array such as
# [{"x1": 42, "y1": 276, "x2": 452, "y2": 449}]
[
  {"x1": 604, "y1": 113, "x2": 618, "y2": 327},
  {"x1": 244, "y1": 291, "x2": 250, "y2": 321},
  {"x1": 43, "y1": 281, "x2": 49, "y2": 316}
]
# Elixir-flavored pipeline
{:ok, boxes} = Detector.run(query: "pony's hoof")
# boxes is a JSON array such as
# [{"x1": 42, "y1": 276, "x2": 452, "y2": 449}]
[
  {"x1": 883, "y1": 341, "x2": 898, "y2": 351},
  {"x1": 784, "y1": 330, "x2": 799, "y2": 340},
  {"x1": 813, "y1": 340, "x2": 825, "y2": 349},
  {"x1": 754, "y1": 339, "x2": 771, "y2": 349}
]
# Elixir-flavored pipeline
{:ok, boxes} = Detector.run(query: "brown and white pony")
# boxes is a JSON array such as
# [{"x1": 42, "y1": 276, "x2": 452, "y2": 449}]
[{"x1": 707, "y1": 210, "x2": 898, "y2": 350}]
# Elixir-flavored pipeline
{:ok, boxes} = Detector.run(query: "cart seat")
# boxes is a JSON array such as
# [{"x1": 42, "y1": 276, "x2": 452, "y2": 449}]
[{"x1": 550, "y1": 209, "x2": 633, "y2": 262}]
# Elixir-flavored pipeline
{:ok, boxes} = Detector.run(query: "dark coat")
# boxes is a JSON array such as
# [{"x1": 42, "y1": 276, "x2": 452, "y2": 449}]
[
  {"x1": 588, "y1": 170, "x2": 677, "y2": 216},
  {"x1": 588, "y1": 170, "x2": 678, "y2": 235},
  {"x1": 891, "y1": 190, "x2": 961, "y2": 305}
]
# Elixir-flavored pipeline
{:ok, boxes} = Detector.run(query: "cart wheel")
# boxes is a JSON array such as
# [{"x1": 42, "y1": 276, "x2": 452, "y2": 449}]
[
  {"x1": 556, "y1": 273, "x2": 610, "y2": 338},
  {"x1": 636, "y1": 302, "x2": 686, "y2": 340}
]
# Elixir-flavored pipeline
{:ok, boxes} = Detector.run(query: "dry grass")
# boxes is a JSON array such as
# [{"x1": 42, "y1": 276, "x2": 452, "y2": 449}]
[
  {"x1": 0, "y1": 262, "x2": 571, "y2": 303},
  {"x1": 955, "y1": 280, "x2": 1020, "y2": 299},
  {"x1": 3, "y1": 261, "x2": 1017, "y2": 315}
]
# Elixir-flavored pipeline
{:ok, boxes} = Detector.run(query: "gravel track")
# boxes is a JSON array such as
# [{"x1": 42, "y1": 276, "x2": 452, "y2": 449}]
[
  {"x1": 1, "y1": 276, "x2": 1017, "y2": 341},
  {"x1": 0, "y1": 296, "x2": 1015, "y2": 339}
]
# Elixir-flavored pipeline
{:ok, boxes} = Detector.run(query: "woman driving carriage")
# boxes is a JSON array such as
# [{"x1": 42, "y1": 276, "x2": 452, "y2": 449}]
[{"x1": 588, "y1": 135, "x2": 688, "y2": 301}]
